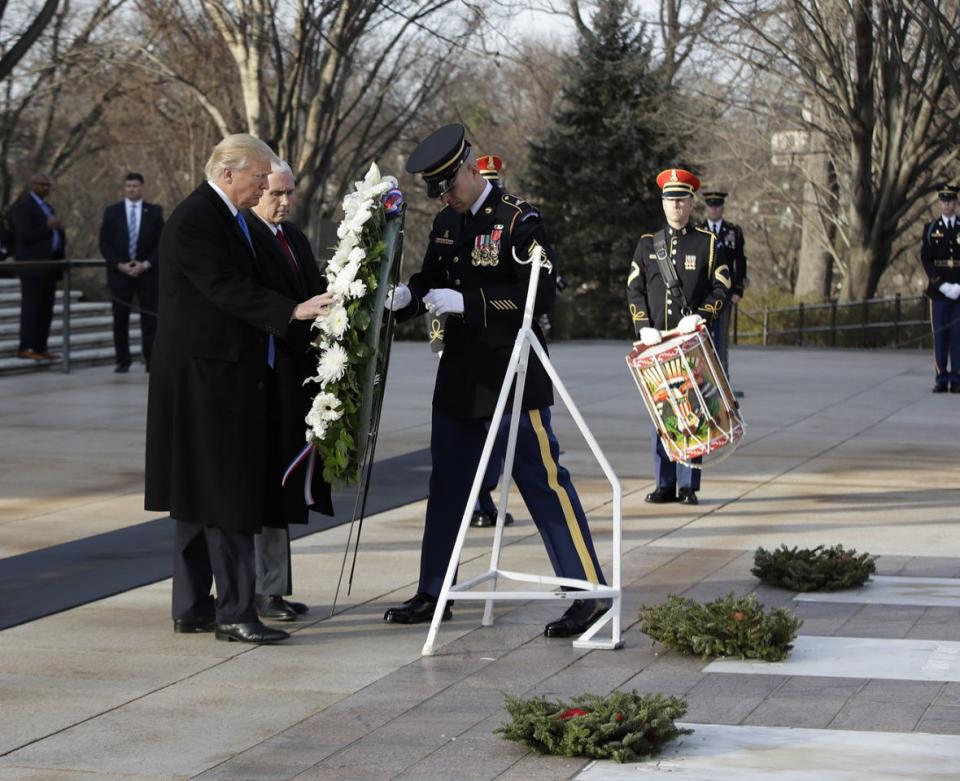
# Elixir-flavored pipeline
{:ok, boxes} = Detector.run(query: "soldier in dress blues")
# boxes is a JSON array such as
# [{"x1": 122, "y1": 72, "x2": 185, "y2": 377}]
[
  {"x1": 627, "y1": 168, "x2": 731, "y2": 506},
  {"x1": 698, "y1": 191, "x2": 747, "y2": 377},
  {"x1": 921, "y1": 184, "x2": 960, "y2": 393},
  {"x1": 382, "y1": 125, "x2": 608, "y2": 637}
]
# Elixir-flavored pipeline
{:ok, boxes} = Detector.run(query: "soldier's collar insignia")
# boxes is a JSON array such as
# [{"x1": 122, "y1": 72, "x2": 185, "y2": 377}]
[{"x1": 484, "y1": 207, "x2": 493, "y2": 214}]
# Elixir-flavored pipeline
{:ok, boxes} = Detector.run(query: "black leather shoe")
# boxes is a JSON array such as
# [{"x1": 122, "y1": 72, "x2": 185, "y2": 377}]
[
  {"x1": 173, "y1": 617, "x2": 215, "y2": 633},
  {"x1": 934, "y1": 383, "x2": 948, "y2": 393},
  {"x1": 470, "y1": 510, "x2": 514, "y2": 528},
  {"x1": 645, "y1": 487, "x2": 677, "y2": 503},
  {"x1": 115, "y1": 364, "x2": 130, "y2": 374},
  {"x1": 544, "y1": 599, "x2": 611, "y2": 638},
  {"x1": 255, "y1": 594, "x2": 297, "y2": 622},
  {"x1": 285, "y1": 599, "x2": 309, "y2": 615},
  {"x1": 678, "y1": 488, "x2": 699, "y2": 505},
  {"x1": 215, "y1": 621, "x2": 290, "y2": 643},
  {"x1": 383, "y1": 593, "x2": 452, "y2": 624},
  {"x1": 951, "y1": 383, "x2": 960, "y2": 394}
]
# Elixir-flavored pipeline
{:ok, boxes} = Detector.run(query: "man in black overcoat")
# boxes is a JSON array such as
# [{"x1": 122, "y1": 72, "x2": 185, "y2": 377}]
[
  {"x1": 245, "y1": 161, "x2": 334, "y2": 622},
  {"x1": 8, "y1": 172, "x2": 65, "y2": 361},
  {"x1": 144, "y1": 134, "x2": 333, "y2": 644},
  {"x1": 98, "y1": 172, "x2": 165, "y2": 372}
]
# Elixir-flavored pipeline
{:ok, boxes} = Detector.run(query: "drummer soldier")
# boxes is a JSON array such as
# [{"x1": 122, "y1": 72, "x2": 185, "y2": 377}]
[
  {"x1": 699, "y1": 191, "x2": 747, "y2": 377},
  {"x1": 921, "y1": 184, "x2": 960, "y2": 393},
  {"x1": 383, "y1": 124, "x2": 609, "y2": 637},
  {"x1": 627, "y1": 168, "x2": 731, "y2": 505}
]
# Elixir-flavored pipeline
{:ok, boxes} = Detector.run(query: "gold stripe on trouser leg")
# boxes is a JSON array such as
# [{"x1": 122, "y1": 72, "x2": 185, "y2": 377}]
[{"x1": 528, "y1": 409, "x2": 599, "y2": 584}]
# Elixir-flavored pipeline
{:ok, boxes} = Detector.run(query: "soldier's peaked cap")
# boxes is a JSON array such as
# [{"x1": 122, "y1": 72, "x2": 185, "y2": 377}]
[
  {"x1": 406, "y1": 124, "x2": 471, "y2": 198},
  {"x1": 657, "y1": 168, "x2": 700, "y2": 199},
  {"x1": 938, "y1": 184, "x2": 959, "y2": 201},
  {"x1": 702, "y1": 191, "x2": 728, "y2": 205}
]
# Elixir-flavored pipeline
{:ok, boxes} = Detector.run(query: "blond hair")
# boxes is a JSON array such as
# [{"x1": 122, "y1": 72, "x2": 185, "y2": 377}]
[{"x1": 204, "y1": 133, "x2": 279, "y2": 181}]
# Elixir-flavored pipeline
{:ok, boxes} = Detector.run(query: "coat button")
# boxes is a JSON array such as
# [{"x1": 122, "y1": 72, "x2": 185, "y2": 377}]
[
  {"x1": 454, "y1": 279, "x2": 461, "y2": 286},
  {"x1": 257, "y1": 380, "x2": 264, "y2": 390},
  {"x1": 453, "y1": 256, "x2": 459, "y2": 263},
  {"x1": 668, "y1": 309, "x2": 673, "y2": 315}
]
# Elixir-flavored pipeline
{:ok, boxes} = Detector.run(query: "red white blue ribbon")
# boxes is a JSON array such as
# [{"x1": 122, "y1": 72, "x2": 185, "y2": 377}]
[{"x1": 282, "y1": 442, "x2": 317, "y2": 506}]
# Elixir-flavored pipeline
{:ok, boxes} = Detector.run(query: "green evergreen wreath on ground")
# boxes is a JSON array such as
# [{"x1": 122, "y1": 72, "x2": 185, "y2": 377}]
[
  {"x1": 640, "y1": 592, "x2": 802, "y2": 662},
  {"x1": 752, "y1": 544, "x2": 876, "y2": 591},
  {"x1": 496, "y1": 690, "x2": 690, "y2": 763}
]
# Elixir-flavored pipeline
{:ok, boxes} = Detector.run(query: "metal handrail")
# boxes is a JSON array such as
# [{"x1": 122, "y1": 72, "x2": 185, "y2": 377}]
[{"x1": 1, "y1": 259, "x2": 108, "y2": 373}]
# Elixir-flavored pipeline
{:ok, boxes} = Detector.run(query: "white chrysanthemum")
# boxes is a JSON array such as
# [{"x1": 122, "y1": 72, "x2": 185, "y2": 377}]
[
  {"x1": 347, "y1": 246, "x2": 366, "y2": 265},
  {"x1": 318, "y1": 302, "x2": 349, "y2": 338},
  {"x1": 363, "y1": 162, "x2": 381, "y2": 188},
  {"x1": 348, "y1": 279, "x2": 367, "y2": 299},
  {"x1": 347, "y1": 205, "x2": 373, "y2": 234},
  {"x1": 329, "y1": 260, "x2": 360, "y2": 297},
  {"x1": 316, "y1": 343, "x2": 349, "y2": 386}
]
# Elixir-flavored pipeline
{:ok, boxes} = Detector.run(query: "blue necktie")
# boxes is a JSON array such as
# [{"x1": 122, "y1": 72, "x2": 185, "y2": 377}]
[{"x1": 236, "y1": 212, "x2": 275, "y2": 368}]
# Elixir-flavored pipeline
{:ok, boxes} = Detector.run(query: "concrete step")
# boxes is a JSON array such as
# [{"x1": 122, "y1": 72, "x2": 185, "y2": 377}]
[
  {"x1": 0, "y1": 313, "x2": 140, "y2": 338},
  {"x1": 0, "y1": 301, "x2": 112, "y2": 323},
  {"x1": 0, "y1": 328, "x2": 139, "y2": 356},
  {"x1": 0, "y1": 344, "x2": 142, "y2": 374},
  {"x1": 0, "y1": 288, "x2": 83, "y2": 306}
]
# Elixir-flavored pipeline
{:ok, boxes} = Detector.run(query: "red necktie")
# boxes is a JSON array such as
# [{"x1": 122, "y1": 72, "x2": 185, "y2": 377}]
[{"x1": 276, "y1": 227, "x2": 302, "y2": 281}]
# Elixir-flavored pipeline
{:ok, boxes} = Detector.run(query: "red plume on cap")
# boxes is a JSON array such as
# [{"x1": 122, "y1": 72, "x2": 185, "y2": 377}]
[
  {"x1": 477, "y1": 155, "x2": 503, "y2": 181},
  {"x1": 656, "y1": 168, "x2": 700, "y2": 198}
]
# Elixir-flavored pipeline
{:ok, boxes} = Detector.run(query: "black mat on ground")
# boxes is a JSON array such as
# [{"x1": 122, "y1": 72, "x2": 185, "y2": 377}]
[{"x1": 0, "y1": 447, "x2": 432, "y2": 630}]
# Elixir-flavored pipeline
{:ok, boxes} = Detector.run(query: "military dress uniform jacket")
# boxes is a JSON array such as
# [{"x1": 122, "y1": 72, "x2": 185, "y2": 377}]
[
  {"x1": 921, "y1": 217, "x2": 960, "y2": 300},
  {"x1": 396, "y1": 185, "x2": 556, "y2": 419},
  {"x1": 700, "y1": 219, "x2": 747, "y2": 297},
  {"x1": 627, "y1": 224, "x2": 730, "y2": 333}
]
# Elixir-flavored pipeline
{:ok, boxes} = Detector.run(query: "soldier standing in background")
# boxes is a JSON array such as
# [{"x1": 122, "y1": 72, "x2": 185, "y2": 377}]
[{"x1": 921, "y1": 184, "x2": 960, "y2": 393}]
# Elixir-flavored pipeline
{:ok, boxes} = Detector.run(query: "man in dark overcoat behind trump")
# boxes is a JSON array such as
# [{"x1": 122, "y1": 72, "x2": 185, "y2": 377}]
[{"x1": 145, "y1": 133, "x2": 333, "y2": 644}]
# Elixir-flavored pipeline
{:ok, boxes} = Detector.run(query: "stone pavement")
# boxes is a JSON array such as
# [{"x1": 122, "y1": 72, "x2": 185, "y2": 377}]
[{"x1": 1, "y1": 342, "x2": 959, "y2": 780}]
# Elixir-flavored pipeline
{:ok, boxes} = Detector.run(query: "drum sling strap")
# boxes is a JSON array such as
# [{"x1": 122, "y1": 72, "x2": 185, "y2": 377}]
[{"x1": 653, "y1": 229, "x2": 692, "y2": 317}]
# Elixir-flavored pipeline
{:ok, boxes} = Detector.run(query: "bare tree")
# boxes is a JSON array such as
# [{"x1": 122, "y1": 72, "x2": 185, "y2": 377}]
[{"x1": 0, "y1": 0, "x2": 61, "y2": 82}]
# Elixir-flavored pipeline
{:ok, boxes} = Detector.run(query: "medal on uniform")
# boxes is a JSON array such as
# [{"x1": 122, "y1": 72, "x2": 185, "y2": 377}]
[
  {"x1": 685, "y1": 254, "x2": 697, "y2": 270},
  {"x1": 472, "y1": 233, "x2": 500, "y2": 266}
]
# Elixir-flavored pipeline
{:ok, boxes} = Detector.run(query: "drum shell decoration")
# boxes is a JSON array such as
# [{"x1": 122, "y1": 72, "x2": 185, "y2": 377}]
[{"x1": 625, "y1": 326, "x2": 744, "y2": 465}]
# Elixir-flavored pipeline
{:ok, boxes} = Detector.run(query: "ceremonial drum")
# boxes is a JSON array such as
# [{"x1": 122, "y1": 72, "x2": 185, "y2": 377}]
[{"x1": 626, "y1": 325, "x2": 744, "y2": 465}]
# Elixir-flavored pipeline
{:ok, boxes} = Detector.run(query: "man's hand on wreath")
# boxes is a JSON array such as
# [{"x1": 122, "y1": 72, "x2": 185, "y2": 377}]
[
  {"x1": 293, "y1": 291, "x2": 335, "y2": 320},
  {"x1": 423, "y1": 288, "x2": 464, "y2": 316},
  {"x1": 384, "y1": 283, "x2": 411, "y2": 311}
]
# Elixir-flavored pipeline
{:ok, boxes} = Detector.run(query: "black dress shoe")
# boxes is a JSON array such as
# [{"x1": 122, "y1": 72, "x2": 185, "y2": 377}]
[
  {"x1": 951, "y1": 383, "x2": 960, "y2": 394},
  {"x1": 544, "y1": 599, "x2": 611, "y2": 638},
  {"x1": 678, "y1": 488, "x2": 699, "y2": 505},
  {"x1": 934, "y1": 383, "x2": 948, "y2": 393},
  {"x1": 255, "y1": 594, "x2": 297, "y2": 622},
  {"x1": 470, "y1": 510, "x2": 515, "y2": 528},
  {"x1": 645, "y1": 487, "x2": 678, "y2": 503},
  {"x1": 215, "y1": 621, "x2": 290, "y2": 643},
  {"x1": 173, "y1": 617, "x2": 215, "y2": 633},
  {"x1": 115, "y1": 364, "x2": 130, "y2": 374},
  {"x1": 383, "y1": 593, "x2": 452, "y2": 624},
  {"x1": 284, "y1": 599, "x2": 309, "y2": 615}
]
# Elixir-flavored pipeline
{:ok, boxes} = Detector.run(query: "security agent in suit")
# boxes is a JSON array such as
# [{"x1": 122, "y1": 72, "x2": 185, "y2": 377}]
[
  {"x1": 98, "y1": 172, "x2": 165, "y2": 372},
  {"x1": 8, "y1": 173, "x2": 65, "y2": 361},
  {"x1": 922, "y1": 184, "x2": 960, "y2": 393},
  {"x1": 382, "y1": 124, "x2": 608, "y2": 637},
  {"x1": 145, "y1": 133, "x2": 333, "y2": 644},
  {"x1": 699, "y1": 191, "x2": 746, "y2": 377},
  {"x1": 627, "y1": 168, "x2": 731, "y2": 506},
  {"x1": 244, "y1": 161, "x2": 334, "y2": 622}
]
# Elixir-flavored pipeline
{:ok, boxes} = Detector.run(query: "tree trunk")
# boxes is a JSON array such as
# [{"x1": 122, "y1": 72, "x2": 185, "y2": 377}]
[{"x1": 794, "y1": 126, "x2": 834, "y2": 301}]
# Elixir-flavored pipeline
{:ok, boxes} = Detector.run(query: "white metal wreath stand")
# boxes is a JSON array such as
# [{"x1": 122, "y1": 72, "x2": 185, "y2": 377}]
[{"x1": 421, "y1": 247, "x2": 623, "y2": 656}]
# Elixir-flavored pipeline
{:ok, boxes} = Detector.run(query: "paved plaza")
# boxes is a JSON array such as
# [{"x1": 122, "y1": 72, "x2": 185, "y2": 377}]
[{"x1": 2, "y1": 342, "x2": 960, "y2": 780}]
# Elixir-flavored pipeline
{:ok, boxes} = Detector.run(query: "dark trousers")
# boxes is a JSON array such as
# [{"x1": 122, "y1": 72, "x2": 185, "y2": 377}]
[
  {"x1": 652, "y1": 428, "x2": 702, "y2": 491},
  {"x1": 254, "y1": 525, "x2": 292, "y2": 596},
  {"x1": 932, "y1": 298, "x2": 960, "y2": 384},
  {"x1": 18, "y1": 277, "x2": 58, "y2": 352},
  {"x1": 172, "y1": 520, "x2": 257, "y2": 624},
  {"x1": 418, "y1": 407, "x2": 606, "y2": 597},
  {"x1": 709, "y1": 303, "x2": 733, "y2": 379},
  {"x1": 110, "y1": 274, "x2": 158, "y2": 367},
  {"x1": 476, "y1": 453, "x2": 503, "y2": 517}
]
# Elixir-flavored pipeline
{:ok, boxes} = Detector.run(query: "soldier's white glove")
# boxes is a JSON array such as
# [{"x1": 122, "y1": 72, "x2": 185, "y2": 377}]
[
  {"x1": 423, "y1": 288, "x2": 464, "y2": 316},
  {"x1": 639, "y1": 327, "x2": 662, "y2": 346},
  {"x1": 384, "y1": 283, "x2": 411, "y2": 311},
  {"x1": 678, "y1": 314, "x2": 706, "y2": 334},
  {"x1": 939, "y1": 282, "x2": 960, "y2": 300}
]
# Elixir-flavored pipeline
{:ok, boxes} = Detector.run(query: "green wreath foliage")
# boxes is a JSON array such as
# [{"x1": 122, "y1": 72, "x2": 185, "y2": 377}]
[
  {"x1": 639, "y1": 592, "x2": 802, "y2": 662},
  {"x1": 496, "y1": 690, "x2": 690, "y2": 763},
  {"x1": 752, "y1": 544, "x2": 876, "y2": 592}
]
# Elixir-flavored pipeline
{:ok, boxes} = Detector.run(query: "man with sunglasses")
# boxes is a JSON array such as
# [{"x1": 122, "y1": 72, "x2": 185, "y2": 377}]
[{"x1": 381, "y1": 124, "x2": 609, "y2": 638}]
